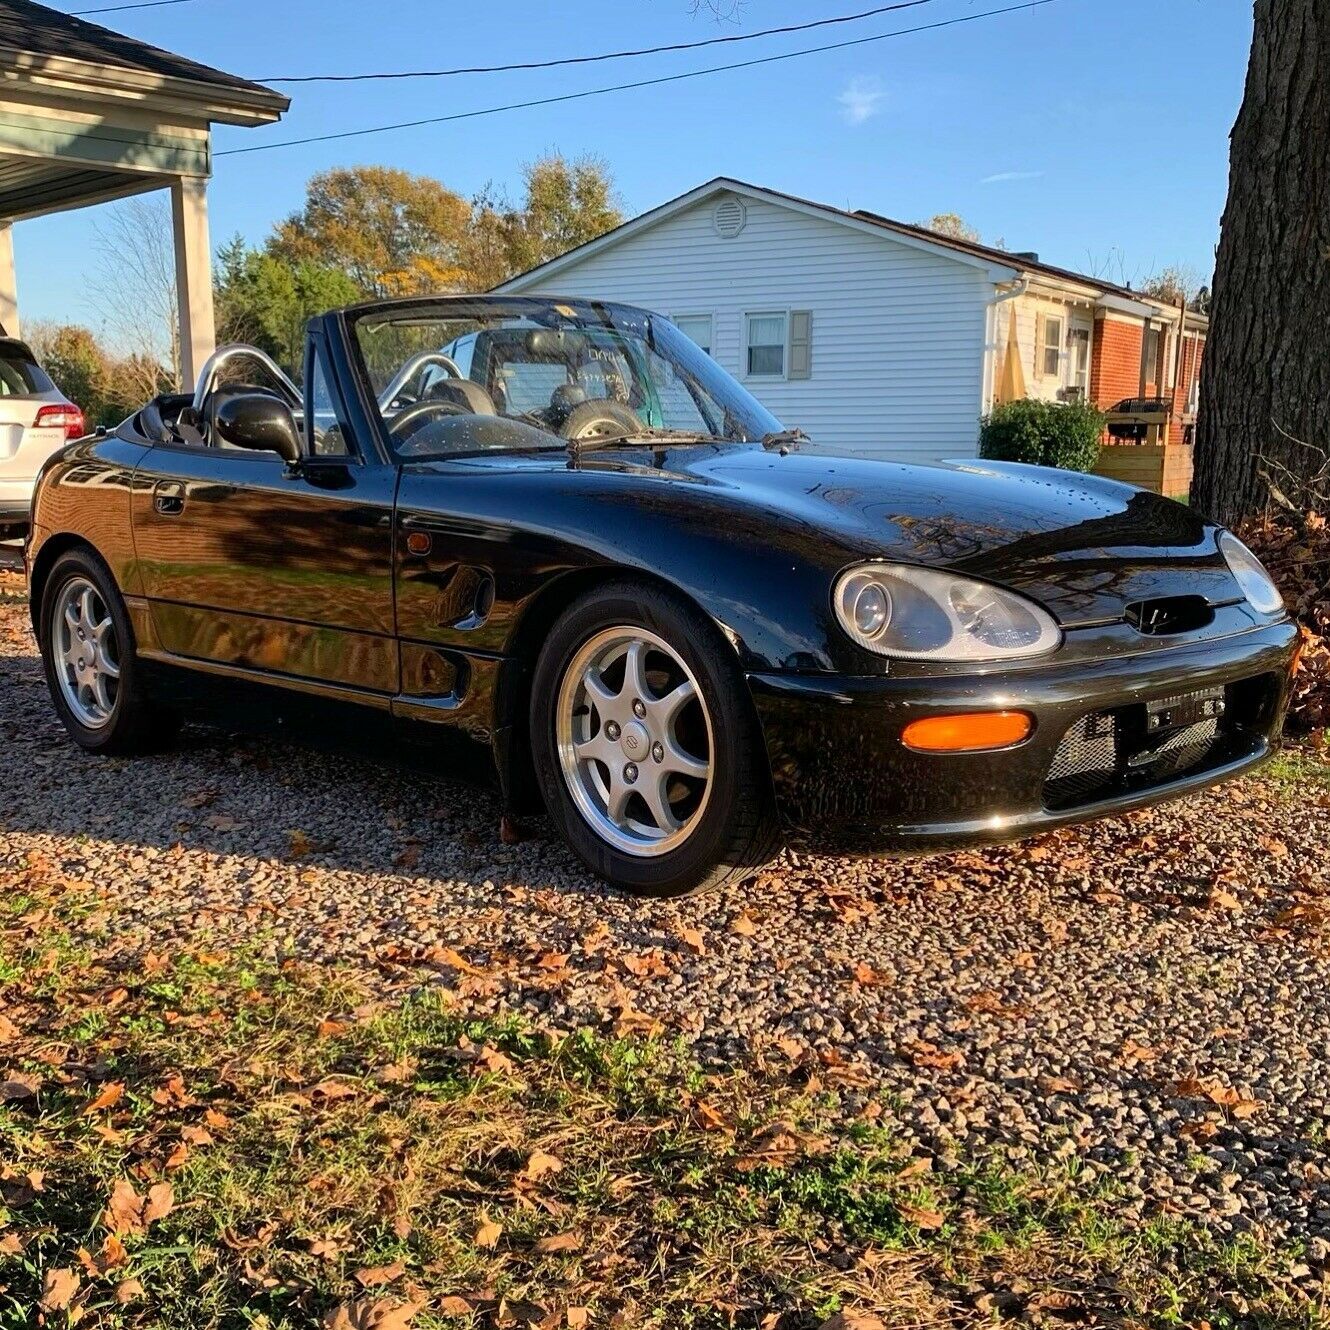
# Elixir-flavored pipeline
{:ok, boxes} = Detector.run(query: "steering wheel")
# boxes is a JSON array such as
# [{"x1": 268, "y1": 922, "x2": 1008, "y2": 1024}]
[{"x1": 387, "y1": 399, "x2": 469, "y2": 442}]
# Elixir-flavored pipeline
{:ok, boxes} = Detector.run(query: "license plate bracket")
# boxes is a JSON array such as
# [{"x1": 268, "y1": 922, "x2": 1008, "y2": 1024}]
[{"x1": 1143, "y1": 687, "x2": 1226, "y2": 736}]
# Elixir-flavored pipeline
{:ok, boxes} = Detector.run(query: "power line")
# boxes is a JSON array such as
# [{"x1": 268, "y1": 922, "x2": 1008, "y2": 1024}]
[
  {"x1": 256, "y1": 0, "x2": 935, "y2": 84},
  {"x1": 70, "y1": 0, "x2": 199, "y2": 13},
  {"x1": 219, "y1": 0, "x2": 1059, "y2": 158}
]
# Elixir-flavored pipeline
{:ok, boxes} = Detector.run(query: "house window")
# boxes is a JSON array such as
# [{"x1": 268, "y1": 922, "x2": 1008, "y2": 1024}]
[
  {"x1": 1143, "y1": 327, "x2": 1161, "y2": 386},
  {"x1": 1069, "y1": 326, "x2": 1091, "y2": 395},
  {"x1": 1041, "y1": 314, "x2": 1063, "y2": 377},
  {"x1": 672, "y1": 314, "x2": 713, "y2": 356},
  {"x1": 746, "y1": 312, "x2": 787, "y2": 378}
]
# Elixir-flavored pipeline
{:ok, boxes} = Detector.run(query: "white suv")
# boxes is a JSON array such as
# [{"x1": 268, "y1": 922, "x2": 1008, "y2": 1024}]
[{"x1": 0, "y1": 337, "x2": 85, "y2": 541}]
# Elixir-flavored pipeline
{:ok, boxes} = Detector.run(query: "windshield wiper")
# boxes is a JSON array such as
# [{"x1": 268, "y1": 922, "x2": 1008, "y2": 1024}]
[
  {"x1": 761, "y1": 428, "x2": 807, "y2": 454},
  {"x1": 570, "y1": 429, "x2": 726, "y2": 452}
]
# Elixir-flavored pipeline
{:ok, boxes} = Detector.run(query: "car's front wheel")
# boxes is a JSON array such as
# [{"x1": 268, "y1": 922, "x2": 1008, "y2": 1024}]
[
  {"x1": 530, "y1": 582, "x2": 780, "y2": 896},
  {"x1": 40, "y1": 548, "x2": 176, "y2": 754}
]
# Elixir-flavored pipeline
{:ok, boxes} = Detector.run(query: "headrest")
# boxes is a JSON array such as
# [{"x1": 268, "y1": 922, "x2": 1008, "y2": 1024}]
[{"x1": 427, "y1": 378, "x2": 496, "y2": 415}]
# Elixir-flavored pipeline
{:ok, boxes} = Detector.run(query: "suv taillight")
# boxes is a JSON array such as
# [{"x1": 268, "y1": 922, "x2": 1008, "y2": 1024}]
[{"x1": 34, "y1": 404, "x2": 87, "y2": 440}]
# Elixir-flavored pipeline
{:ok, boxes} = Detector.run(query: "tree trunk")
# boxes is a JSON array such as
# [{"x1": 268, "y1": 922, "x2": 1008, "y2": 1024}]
[{"x1": 1193, "y1": 0, "x2": 1330, "y2": 526}]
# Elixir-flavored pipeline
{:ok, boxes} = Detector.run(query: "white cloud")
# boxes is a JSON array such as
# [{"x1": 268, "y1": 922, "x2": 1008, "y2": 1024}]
[
  {"x1": 981, "y1": 170, "x2": 1045, "y2": 185},
  {"x1": 837, "y1": 76, "x2": 885, "y2": 126}
]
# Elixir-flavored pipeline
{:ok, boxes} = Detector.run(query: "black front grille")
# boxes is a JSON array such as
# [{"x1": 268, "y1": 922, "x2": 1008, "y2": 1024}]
[{"x1": 1042, "y1": 678, "x2": 1271, "y2": 812}]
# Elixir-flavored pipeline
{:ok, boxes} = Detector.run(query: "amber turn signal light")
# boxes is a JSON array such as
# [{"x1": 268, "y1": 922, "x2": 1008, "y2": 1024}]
[{"x1": 901, "y1": 710, "x2": 1033, "y2": 753}]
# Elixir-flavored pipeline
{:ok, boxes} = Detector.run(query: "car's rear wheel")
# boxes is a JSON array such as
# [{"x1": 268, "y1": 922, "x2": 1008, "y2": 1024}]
[
  {"x1": 530, "y1": 582, "x2": 780, "y2": 896},
  {"x1": 40, "y1": 548, "x2": 176, "y2": 754}
]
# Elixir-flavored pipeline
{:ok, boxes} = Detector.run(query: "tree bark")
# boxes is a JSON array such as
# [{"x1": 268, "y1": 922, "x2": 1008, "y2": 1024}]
[{"x1": 1193, "y1": 0, "x2": 1330, "y2": 526}]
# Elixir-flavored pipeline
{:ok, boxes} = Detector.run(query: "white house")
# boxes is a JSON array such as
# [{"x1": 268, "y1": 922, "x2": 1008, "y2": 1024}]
[{"x1": 498, "y1": 178, "x2": 1205, "y2": 464}]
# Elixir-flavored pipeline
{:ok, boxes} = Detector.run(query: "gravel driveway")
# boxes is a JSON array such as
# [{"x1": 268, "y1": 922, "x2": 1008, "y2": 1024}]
[{"x1": 4, "y1": 566, "x2": 1329, "y2": 1258}]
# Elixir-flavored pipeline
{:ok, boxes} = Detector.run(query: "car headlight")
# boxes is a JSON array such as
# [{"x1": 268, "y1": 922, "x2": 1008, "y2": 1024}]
[
  {"x1": 833, "y1": 563, "x2": 1062, "y2": 661},
  {"x1": 1218, "y1": 531, "x2": 1284, "y2": 615}
]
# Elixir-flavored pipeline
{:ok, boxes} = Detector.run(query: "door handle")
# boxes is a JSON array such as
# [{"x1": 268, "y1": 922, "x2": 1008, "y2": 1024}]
[{"x1": 153, "y1": 481, "x2": 185, "y2": 516}]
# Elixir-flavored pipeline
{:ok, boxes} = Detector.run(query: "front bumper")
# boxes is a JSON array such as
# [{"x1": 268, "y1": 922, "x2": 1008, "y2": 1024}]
[{"x1": 750, "y1": 618, "x2": 1298, "y2": 855}]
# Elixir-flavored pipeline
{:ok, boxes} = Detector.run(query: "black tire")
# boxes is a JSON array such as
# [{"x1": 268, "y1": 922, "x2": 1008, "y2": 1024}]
[
  {"x1": 530, "y1": 581, "x2": 781, "y2": 897},
  {"x1": 39, "y1": 548, "x2": 177, "y2": 755},
  {"x1": 558, "y1": 399, "x2": 641, "y2": 443}
]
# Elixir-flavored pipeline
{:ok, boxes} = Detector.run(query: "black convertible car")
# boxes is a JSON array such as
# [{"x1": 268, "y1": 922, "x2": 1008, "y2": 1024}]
[{"x1": 28, "y1": 296, "x2": 1296, "y2": 896}]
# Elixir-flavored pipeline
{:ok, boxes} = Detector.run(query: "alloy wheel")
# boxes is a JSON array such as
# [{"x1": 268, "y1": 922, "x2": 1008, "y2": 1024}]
[
  {"x1": 555, "y1": 626, "x2": 714, "y2": 857},
  {"x1": 52, "y1": 576, "x2": 120, "y2": 730}
]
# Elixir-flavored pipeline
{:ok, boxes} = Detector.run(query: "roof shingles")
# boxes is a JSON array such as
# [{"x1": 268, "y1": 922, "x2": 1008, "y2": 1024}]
[{"x1": 0, "y1": 0, "x2": 286, "y2": 105}]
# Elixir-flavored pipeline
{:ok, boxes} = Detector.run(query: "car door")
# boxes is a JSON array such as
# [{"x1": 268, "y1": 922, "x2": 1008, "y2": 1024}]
[{"x1": 130, "y1": 334, "x2": 399, "y2": 697}]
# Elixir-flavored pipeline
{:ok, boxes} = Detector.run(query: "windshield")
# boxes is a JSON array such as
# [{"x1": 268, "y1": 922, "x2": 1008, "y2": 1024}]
[{"x1": 349, "y1": 297, "x2": 783, "y2": 460}]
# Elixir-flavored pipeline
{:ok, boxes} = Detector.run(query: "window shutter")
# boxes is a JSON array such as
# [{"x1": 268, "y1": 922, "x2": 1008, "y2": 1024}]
[{"x1": 788, "y1": 310, "x2": 812, "y2": 380}]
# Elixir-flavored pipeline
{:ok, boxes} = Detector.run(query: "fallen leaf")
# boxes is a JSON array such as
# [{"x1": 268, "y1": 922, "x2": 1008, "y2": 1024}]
[
  {"x1": 677, "y1": 927, "x2": 706, "y2": 956},
  {"x1": 474, "y1": 1213, "x2": 503, "y2": 1249},
  {"x1": 324, "y1": 1298, "x2": 423, "y2": 1330},
  {"x1": 475, "y1": 1044, "x2": 515, "y2": 1076},
  {"x1": 0, "y1": 1233, "x2": 24, "y2": 1256},
  {"x1": 287, "y1": 829, "x2": 315, "y2": 858},
  {"x1": 203, "y1": 812, "x2": 241, "y2": 831},
  {"x1": 104, "y1": 1179, "x2": 144, "y2": 1235},
  {"x1": 84, "y1": 1081, "x2": 125, "y2": 1114},
  {"x1": 1038, "y1": 1074, "x2": 1081, "y2": 1095},
  {"x1": 40, "y1": 1267, "x2": 80, "y2": 1312},
  {"x1": 820, "y1": 1313, "x2": 887, "y2": 1330},
  {"x1": 850, "y1": 960, "x2": 889, "y2": 986},
  {"x1": 354, "y1": 1259, "x2": 406, "y2": 1288},
  {"x1": 0, "y1": 1069, "x2": 40, "y2": 1101},
  {"x1": 1208, "y1": 887, "x2": 1243, "y2": 912},
  {"x1": 521, "y1": 1149, "x2": 563, "y2": 1183},
  {"x1": 899, "y1": 1040, "x2": 963, "y2": 1072},
  {"x1": 692, "y1": 1100, "x2": 728, "y2": 1131},
  {"x1": 566, "y1": 1310, "x2": 590, "y2": 1329},
  {"x1": 78, "y1": 1232, "x2": 128, "y2": 1276},
  {"x1": 534, "y1": 1230, "x2": 583, "y2": 1254},
  {"x1": 1120, "y1": 1038, "x2": 1161, "y2": 1062},
  {"x1": 309, "y1": 1078, "x2": 360, "y2": 1101},
  {"x1": 144, "y1": 1181, "x2": 174, "y2": 1225},
  {"x1": 115, "y1": 1278, "x2": 144, "y2": 1304},
  {"x1": 730, "y1": 912, "x2": 757, "y2": 937},
  {"x1": 438, "y1": 1296, "x2": 474, "y2": 1316},
  {"x1": 897, "y1": 1202, "x2": 945, "y2": 1230}
]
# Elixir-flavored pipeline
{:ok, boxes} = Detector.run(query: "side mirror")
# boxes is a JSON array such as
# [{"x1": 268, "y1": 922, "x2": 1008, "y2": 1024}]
[{"x1": 213, "y1": 393, "x2": 302, "y2": 465}]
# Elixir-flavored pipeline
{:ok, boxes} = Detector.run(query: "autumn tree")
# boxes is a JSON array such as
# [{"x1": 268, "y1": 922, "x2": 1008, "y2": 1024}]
[
  {"x1": 270, "y1": 166, "x2": 472, "y2": 298},
  {"x1": 1141, "y1": 264, "x2": 1208, "y2": 311},
  {"x1": 918, "y1": 212, "x2": 981, "y2": 243},
  {"x1": 215, "y1": 237, "x2": 362, "y2": 375},
  {"x1": 1194, "y1": 0, "x2": 1330, "y2": 524}
]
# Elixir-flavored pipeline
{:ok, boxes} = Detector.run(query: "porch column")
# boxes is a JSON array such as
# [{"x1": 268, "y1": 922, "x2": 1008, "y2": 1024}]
[
  {"x1": 0, "y1": 222, "x2": 17, "y2": 339},
  {"x1": 170, "y1": 176, "x2": 215, "y2": 389}
]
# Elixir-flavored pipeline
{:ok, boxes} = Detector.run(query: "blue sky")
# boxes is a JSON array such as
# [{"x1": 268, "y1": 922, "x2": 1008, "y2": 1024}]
[{"x1": 15, "y1": 0, "x2": 1251, "y2": 332}]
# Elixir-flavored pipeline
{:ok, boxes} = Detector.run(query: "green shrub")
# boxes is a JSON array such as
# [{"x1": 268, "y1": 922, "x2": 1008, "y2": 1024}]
[{"x1": 979, "y1": 398, "x2": 1105, "y2": 472}]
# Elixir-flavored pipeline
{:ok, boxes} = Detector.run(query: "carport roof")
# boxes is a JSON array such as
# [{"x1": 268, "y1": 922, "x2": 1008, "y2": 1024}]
[{"x1": 0, "y1": 0, "x2": 286, "y2": 105}]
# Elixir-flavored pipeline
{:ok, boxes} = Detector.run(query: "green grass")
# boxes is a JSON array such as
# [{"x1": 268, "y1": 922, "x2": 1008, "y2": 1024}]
[
  {"x1": 0, "y1": 858, "x2": 1323, "y2": 1329},
  {"x1": 1262, "y1": 747, "x2": 1330, "y2": 798}
]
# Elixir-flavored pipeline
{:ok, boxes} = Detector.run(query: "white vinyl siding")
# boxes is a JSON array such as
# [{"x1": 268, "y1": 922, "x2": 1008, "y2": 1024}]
[{"x1": 503, "y1": 193, "x2": 992, "y2": 464}]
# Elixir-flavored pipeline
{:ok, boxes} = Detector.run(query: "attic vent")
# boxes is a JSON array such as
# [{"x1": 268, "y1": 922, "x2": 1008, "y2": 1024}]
[{"x1": 713, "y1": 196, "x2": 747, "y2": 239}]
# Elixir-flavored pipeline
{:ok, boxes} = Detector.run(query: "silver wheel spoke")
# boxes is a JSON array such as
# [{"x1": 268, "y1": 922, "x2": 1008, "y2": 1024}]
[
  {"x1": 605, "y1": 774, "x2": 633, "y2": 826},
  {"x1": 100, "y1": 654, "x2": 121, "y2": 682},
  {"x1": 662, "y1": 740, "x2": 708, "y2": 781},
  {"x1": 79, "y1": 587, "x2": 97, "y2": 626},
  {"x1": 622, "y1": 639, "x2": 651, "y2": 704},
  {"x1": 641, "y1": 773, "x2": 681, "y2": 833},
  {"x1": 583, "y1": 668, "x2": 617, "y2": 710},
  {"x1": 555, "y1": 625, "x2": 715, "y2": 859}
]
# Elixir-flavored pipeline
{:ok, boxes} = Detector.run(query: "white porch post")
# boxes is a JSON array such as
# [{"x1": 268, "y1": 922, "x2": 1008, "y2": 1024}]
[
  {"x1": 170, "y1": 176, "x2": 214, "y2": 390},
  {"x1": 0, "y1": 222, "x2": 18, "y2": 339}
]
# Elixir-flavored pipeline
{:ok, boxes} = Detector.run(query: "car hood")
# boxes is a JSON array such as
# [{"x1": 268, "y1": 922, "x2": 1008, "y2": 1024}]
[{"x1": 583, "y1": 446, "x2": 1240, "y2": 627}]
